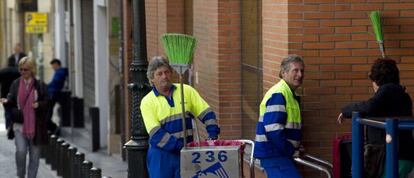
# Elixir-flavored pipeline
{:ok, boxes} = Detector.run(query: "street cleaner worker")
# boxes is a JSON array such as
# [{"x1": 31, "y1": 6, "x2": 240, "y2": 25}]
[
  {"x1": 254, "y1": 54, "x2": 305, "y2": 178},
  {"x1": 141, "y1": 56, "x2": 220, "y2": 178}
]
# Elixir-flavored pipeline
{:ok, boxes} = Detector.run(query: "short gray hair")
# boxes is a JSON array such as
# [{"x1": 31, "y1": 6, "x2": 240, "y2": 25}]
[
  {"x1": 279, "y1": 54, "x2": 304, "y2": 78},
  {"x1": 147, "y1": 56, "x2": 172, "y2": 81}
]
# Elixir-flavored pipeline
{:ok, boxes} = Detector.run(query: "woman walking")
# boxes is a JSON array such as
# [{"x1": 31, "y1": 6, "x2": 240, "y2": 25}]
[{"x1": 1, "y1": 57, "x2": 49, "y2": 178}]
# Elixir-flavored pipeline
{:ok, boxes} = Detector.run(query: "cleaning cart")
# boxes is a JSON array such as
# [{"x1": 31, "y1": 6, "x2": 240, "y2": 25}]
[
  {"x1": 180, "y1": 138, "x2": 334, "y2": 178},
  {"x1": 181, "y1": 139, "x2": 255, "y2": 178}
]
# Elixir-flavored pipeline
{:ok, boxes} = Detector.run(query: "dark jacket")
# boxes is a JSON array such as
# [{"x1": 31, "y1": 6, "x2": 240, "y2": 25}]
[
  {"x1": 7, "y1": 52, "x2": 27, "y2": 66},
  {"x1": 6, "y1": 78, "x2": 49, "y2": 145},
  {"x1": 341, "y1": 83, "x2": 414, "y2": 160},
  {"x1": 0, "y1": 66, "x2": 20, "y2": 98}
]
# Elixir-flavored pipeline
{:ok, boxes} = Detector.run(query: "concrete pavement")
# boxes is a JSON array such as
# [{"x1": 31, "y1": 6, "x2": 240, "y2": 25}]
[
  {"x1": 61, "y1": 134, "x2": 128, "y2": 178},
  {"x1": 0, "y1": 106, "x2": 58, "y2": 178},
  {"x1": 0, "y1": 104, "x2": 128, "y2": 178}
]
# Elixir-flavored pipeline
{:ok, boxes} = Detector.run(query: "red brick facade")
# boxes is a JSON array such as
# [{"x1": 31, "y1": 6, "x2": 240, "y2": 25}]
[
  {"x1": 122, "y1": 0, "x2": 132, "y2": 139},
  {"x1": 124, "y1": 0, "x2": 414, "y2": 177},
  {"x1": 261, "y1": 1, "x2": 414, "y2": 177},
  {"x1": 193, "y1": 0, "x2": 242, "y2": 139},
  {"x1": 144, "y1": 0, "x2": 243, "y2": 139}
]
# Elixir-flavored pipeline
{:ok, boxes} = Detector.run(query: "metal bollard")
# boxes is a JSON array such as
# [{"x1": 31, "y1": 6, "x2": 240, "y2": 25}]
[
  {"x1": 53, "y1": 138, "x2": 64, "y2": 171},
  {"x1": 89, "y1": 167, "x2": 102, "y2": 178},
  {"x1": 47, "y1": 134, "x2": 57, "y2": 165},
  {"x1": 73, "y1": 152, "x2": 85, "y2": 178},
  {"x1": 40, "y1": 134, "x2": 50, "y2": 159},
  {"x1": 81, "y1": 160, "x2": 93, "y2": 178},
  {"x1": 65, "y1": 146, "x2": 77, "y2": 178},
  {"x1": 58, "y1": 142, "x2": 70, "y2": 176}
]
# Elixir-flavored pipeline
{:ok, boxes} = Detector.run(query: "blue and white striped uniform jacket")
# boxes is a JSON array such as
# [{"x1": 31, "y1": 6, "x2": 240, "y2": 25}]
[
  {"x1": 141, "y1": 84, "x2": 220, "y2": 152},
  {"x1": 253, "y1": 79, "x2": 302, "y2": 165}
]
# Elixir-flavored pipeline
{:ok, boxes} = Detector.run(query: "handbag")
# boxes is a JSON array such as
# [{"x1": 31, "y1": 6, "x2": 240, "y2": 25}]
[
  {"x1": 11, "y1": 107, "x2": 24, "y2": 123},
  {"x1": 333, "y1": 134, "x2": 352, "y2": 178},
  {"x1": 364, "y1": 144, "x2": 385, "y2": 178}
]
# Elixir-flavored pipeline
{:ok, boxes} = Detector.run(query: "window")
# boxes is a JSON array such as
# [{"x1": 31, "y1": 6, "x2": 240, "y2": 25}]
[{"x1": 241, "y1": 0, "x2": 262, "y2": 139}]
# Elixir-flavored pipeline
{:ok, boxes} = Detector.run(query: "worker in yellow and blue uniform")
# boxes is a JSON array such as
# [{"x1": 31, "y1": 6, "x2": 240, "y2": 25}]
[
  {"x1": 254, "y1": 54, "x2": 305, "y2": 178},
  {"x1": 141, "y1": 56, "x2": 220, "y2": 178}
]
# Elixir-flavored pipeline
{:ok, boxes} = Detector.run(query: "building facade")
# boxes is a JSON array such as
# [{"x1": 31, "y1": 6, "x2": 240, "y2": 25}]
[
  {"x1": 123, "y1": 0, "x2": 414, "y2": 177},
  {"x1": 1, "y1": 0, "x2": 124, "y2": 156}
]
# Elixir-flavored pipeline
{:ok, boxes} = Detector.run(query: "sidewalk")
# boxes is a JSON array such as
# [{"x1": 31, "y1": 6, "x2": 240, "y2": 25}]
[
  {"x1": 0, "y1": 104, "x2": 128, "y2": 178},
  {"x1": 0, "y1": 106, "x2": 58, "y2": 178},
  {"x1": 54, "y1": 106, "x2": 128, "y2": 178},
  {"x1": 61, "y1": 132, "x2": 128, "y2": 178}
]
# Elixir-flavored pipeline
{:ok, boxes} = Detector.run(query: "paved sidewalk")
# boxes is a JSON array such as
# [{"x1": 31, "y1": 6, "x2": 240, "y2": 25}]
[
  {"x1": 61, "y1": 135, "x2": 128, "y2": 178},
  {"x1": 54, "y1": 106, "x2": 128, "y2": 178},
  {"x1": 0, "y1": 105, "x2": 128, "y2": 178},
  {"x1": 0, "y1": 106, "x2": 58, "y2": 178}
]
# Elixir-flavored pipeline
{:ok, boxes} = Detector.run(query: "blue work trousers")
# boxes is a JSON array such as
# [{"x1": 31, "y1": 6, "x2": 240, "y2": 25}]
[
  {"x1": 262, "y1": 158, "x2": 301, "y2": 178},
  {"x1": 147, "y1": 146, "x2": 180, "y2": 178}
]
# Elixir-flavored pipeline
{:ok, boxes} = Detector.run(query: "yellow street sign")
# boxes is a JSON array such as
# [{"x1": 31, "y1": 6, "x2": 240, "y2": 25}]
[
  {"x1": 26, "y1": 26, "x2": 48, "y2": 33},
  {"x1": 25, "y1": 12, "x2": 48, "y2": 33}
]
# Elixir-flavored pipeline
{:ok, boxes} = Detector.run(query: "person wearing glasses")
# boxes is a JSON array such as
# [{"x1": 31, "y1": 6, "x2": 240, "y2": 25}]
[{"x1": 1, "y1": 57, "x2": 49, "y2": 178}]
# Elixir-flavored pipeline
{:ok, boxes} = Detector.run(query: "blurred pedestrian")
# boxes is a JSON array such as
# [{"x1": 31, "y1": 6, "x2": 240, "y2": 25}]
[
  {"x1": 7, "y1": 43, "x2": 27, "y2": 66},
  {"x1": 0, "y1": 58, "x2": 21, "y2": 130},
  {"x1": 1, "y1": 57, "x2": 49, "y2": 178},
  {"x1": 46, "y1": 58, "x2": 68, "y2": 135}
]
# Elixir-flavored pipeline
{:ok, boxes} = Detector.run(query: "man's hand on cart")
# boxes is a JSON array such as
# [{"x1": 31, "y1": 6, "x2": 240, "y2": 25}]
[
  {"x1": 337, "y1": 113, "x2": 345, "y2": 124},
  {"x1": 293, "y1": 145, "x2": 305, "y2": 158},
  {"x1": 204, "y1": 136, "x2": 218, "y2": 146}
]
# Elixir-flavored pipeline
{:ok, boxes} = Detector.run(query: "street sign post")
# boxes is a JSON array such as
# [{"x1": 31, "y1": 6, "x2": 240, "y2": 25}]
[{"x1": 25, "y1": 12, "x2": 48, "y2": 33}]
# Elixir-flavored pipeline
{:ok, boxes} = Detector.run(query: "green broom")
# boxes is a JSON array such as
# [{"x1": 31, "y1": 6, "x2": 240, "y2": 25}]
[
  {"x1": 370, "y1": 11, "x2": 386, "y2": 58},
  {"x1": 161, "y1": 33, "x2": 197, "y2": 147}
]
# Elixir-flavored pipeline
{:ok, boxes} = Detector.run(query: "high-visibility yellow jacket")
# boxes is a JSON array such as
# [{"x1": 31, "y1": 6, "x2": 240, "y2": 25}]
[
  {"x1": 253, "y1": 79, "x2": 302, "y2": 163},
  {"x1": 141, "y1": 83, "x2": 220, "y2": 152}
]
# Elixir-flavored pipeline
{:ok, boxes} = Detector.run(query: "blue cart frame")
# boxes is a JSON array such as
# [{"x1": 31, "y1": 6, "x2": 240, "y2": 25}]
[{"x1": 352, "y1": 112, "x2": 414, "y2": 178}]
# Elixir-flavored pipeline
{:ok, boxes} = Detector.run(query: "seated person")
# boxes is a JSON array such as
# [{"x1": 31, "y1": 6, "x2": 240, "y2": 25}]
[{"x1": 338, "y1": 58, "x2": 414, "y2": 178}]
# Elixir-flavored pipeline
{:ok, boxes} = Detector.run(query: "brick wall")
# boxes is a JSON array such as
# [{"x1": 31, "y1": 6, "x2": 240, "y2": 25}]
[
  {"x1": 146, "y1": 0, "x2": 185, "y2": 59},
  {"x1": 193, "y1": 0, "x2": 242, "y2": 139},
  {"x1": 145, "y1": 0, "x2": 243, "y2": 139},
  {"x1": 261, "y1": 0, "x2": 414, "y2": 177},
  {"x1": 262, "y1": 0, "x2": 289, "y2": 90},
  {"x1": 135, "y1": 0, "x2": 414, "y2": 177},
  {"x1": 122, "y1": 0, "x2": 132, "y2": 139},
  {"x1": 145, "y1": 0, "x2": 159, "y2": 59}
]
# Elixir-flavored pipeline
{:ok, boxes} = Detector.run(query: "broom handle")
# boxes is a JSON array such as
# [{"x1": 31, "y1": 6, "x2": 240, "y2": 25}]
[
  {"x1": 378, "y1": 41, "x2": 386, "y2": 58},
  {"x1": 179, "y1": 68, "x2": 188, "y2": 148}
]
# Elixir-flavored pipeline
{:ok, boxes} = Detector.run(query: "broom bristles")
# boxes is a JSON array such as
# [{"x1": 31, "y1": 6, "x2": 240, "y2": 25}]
[
  {"x1": 161, "y1": 33, "x2": 197, "y2": 66},
  {"x1": 370, "y1": 11, "x2": 383, "y2": 42}
]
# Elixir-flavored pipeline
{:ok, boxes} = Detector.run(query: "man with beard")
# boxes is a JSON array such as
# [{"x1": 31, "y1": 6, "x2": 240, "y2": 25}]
[
  {"x1": 254, "y1": 54, "x2": 305, "y2": 178},
  {"x1": 141, "y1": 56, "x2": 220, "y2": 178}
]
